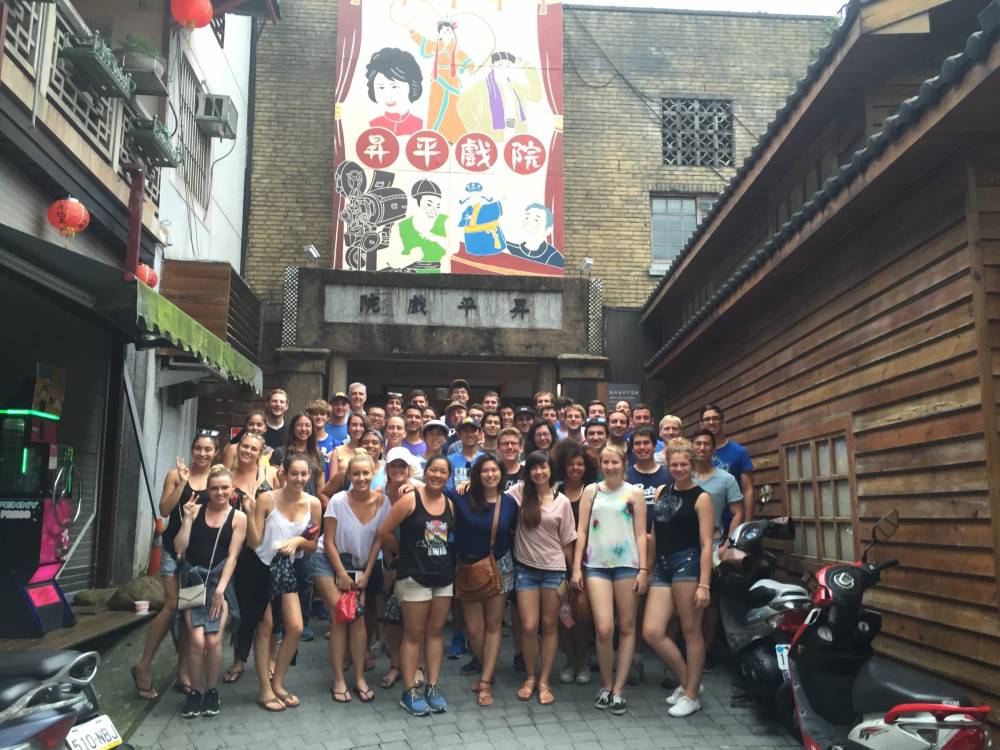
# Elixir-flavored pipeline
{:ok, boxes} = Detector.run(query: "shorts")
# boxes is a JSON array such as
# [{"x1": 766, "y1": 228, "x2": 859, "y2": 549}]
[
  {"x1": 160, "y1": 553, "x2": 178, "y2": 578},
  {"x1": 395, "y1": 576, "x2": 453, "y2": 603},
  {"x1": 515, "y1": 562, "x2": 565, "y2": 591},
  {"x1": 585, "y1": 565, "x2": 638, "y2": 582},
  {"x1": 651, "y1": 548, "x2": 700, "y2": 587},
  {"x1": 310, "y1": 550, "x2": 337, "y2": 579}
]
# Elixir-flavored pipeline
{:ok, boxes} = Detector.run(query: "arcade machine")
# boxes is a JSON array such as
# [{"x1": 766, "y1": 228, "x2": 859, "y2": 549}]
[{"x1": 0, "y1": 374, "x2": 78, "y2": 638}]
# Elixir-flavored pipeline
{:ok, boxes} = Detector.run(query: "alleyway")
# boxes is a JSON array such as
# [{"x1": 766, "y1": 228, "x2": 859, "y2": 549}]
[{"x1": 130, "y1": 634, "x2": 796, "y2": 750}]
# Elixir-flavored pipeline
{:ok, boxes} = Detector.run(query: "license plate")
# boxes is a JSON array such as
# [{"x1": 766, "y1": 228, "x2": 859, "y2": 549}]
[
  {"x1": 775, "y1": 644, "x2": 791, "y2": 681},
  {"x1": 65, "y1": 714, "x2": 122, "y2": 750}
]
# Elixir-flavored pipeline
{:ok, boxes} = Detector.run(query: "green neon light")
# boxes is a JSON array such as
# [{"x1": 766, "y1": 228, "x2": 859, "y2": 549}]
[
  {"x1": 0, "y1": 409, "x2": 60, "y2": 421},
  {"x1": 21, "y1": 448, "x2": 28, "y2": 474}
]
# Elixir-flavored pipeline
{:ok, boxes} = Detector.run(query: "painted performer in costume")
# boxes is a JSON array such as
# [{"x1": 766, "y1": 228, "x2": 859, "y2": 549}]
[
  {"x1": 382, "y1": 179, "x2": 452, "y2": 273},
  {"x1": 458, "y1": 51, "x2": 542, "y2": 143},
  {"x1": 410, "y1": 20, "x2": 475, "y2": 144},
  {"x1": 507, "y1": 202, "x2": 564, "y2": 270},
  {"x1": 458, "y1": 182, "x2": 505, "y2": 257},
  {"x1": 366, "y1": 48, "x2": 424, "y2": 136}
]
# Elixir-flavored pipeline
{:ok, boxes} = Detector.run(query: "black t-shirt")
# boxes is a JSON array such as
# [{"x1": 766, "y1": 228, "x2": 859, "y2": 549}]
[
  {"x1": 162, "y1": 483, "x2": 203, "y2": 558},
  {"x1": 264, "y1": 421, "x2": 289, "y2": 451},
  {"x1": 501, "y1": 466, "x2": 523, "y2": 493},
  {"x1": 653, "y1": 484, "x2": 703, "y2": 558},
  {"x1": 396, "y1": 490, "x2": 455, "y2": 588},
  {"x1": 627, "y1": 463, "x2": 671, "y2": 533}
]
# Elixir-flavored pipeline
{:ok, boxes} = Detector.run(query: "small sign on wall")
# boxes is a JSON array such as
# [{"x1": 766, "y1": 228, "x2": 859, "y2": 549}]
[{"x1": 607, "y1": 382, "x2": 640, "y2": 409}]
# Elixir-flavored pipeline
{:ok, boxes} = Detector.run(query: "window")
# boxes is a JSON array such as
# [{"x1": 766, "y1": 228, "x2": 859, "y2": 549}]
[
  {"x1": 651, "y1": 195, "x2": 714, "y2": 263},
  {"x1": 661, "y1": 98, "x2": 735, "y2": 168},
  {"x1": 784, "y1": 434, "x2": 854, "y2": 563},
  {"x1": 177, "y1": 56, "x2": 213, "y2": 209}
]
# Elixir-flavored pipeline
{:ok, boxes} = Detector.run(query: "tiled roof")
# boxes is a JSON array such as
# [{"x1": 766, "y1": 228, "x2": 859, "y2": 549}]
[{"x1": 645, "y1": 0, "x2": 1000, "y2": 373}]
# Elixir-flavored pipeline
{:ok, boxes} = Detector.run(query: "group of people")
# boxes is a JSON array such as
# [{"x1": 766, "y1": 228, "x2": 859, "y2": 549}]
[{"x1": 130, "y1": 379, "x2": 754, "y2": 722}]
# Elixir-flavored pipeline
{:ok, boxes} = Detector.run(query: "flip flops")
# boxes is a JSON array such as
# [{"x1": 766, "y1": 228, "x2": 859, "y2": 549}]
[
  {"x1": 131, "y1": 666, "x2": 158, "y2": 701},
  {"x1": 330, "y1": 688, "x2": 352, "y2": 703},
  {"x1": 380, "y1": 668, "x2": 400, "y2": 689},
  {"x1": 274, "y1": 691, "x2": 300, "y2": 708},
  {"x1": 257, "y1": 697, "x2": 285, "y2": 712},
  {"x1": 222, "y1": 665, "x2": 244, "y2": 684},
  {"x1": 356, "y1": 686, "x2": 375, "y2": 703}
]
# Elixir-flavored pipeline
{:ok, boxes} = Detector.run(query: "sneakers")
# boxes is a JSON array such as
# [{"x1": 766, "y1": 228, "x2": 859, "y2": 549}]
[
  {"x1": 424, "y1": 684, "x2": 447, "y2": 713},
  {"x1": 593, "y1": 687, "x2": 612, "y2": 710},
  {"x1": 667, "y1": 683, "x2": 703, "y2": 706},
  {"x1": 560, "y1": 662, "x2": 576, "y2": 684},
  {"x1": 610, "y1": 693, "x2": 627, "y2": 716},
  {"x1": 300, "y1": 626, "x2": 315, "y2": 642},
  {"x1": 668, "y1": 695, "x2": 703, "y2": 717},
  {"x1": 400, "y1": 686, "x2": 430, "y2": 716},
  {"x1": 180, "y1": 689, "x2": 202, "y2": 718},
  {"x1": 576, "y1": 669, "x2": 592, "y2": 685},
  {"x1": 201, "y1": 688, "x2": 220, "y2": 717},
  {"x1": 512, "y1": 652, "x2": 526, "y2": 673},
  {"x1": 446, "y1": 632, "x2": 467, "y2": 659},
  {"x1": 626, "y1": 655, "x2": 644, "y2": 686},
  {"x1": 459, "y1": 656, "x2": 482, "y2": 676}
]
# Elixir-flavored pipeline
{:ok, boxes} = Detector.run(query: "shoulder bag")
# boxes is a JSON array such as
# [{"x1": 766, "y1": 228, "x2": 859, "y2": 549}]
[
  {"x1": 177, "y1": 508, "x2": 232, "y2": 611},
  {"x1": 456, "y1": 496, "x2": 503, "y2": 601}
]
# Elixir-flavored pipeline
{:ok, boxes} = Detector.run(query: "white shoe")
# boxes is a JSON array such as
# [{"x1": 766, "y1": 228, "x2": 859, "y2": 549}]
[
  {"x1": 576, "y1": 669, "x2": 592, "y2": 685},
  {"x1": 560, "y1": 664, "x2": 576, "y2": 684},
  {"x1": 668, "y1": 695, "x2": 703, "y2": 717},
  {"x1": 667, "y1": 683, "x2": 703, "y2": 705}
]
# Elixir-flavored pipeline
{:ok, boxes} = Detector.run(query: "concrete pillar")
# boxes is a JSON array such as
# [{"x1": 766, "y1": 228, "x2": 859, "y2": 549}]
[
  {"x1": 276, "y1": 348, "x2": 330, "y2": 413},
  {"x1": 534, "y1": 360, "x2": 558, "y2": 397},
  {"x1": 326, "y1": 353, "x2": 349, "y2": 397}
]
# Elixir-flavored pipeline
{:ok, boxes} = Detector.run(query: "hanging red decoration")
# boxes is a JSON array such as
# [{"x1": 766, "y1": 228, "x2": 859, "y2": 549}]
[
  {"x1": 47, "y1": 198, "x2": 90, "y2": 239},
  {"x1": 171, "y1": 0, "x2": 214, "y2": 30},
  {"x1": 136, "y1": 263, "x2": 158, "y2": 287}
]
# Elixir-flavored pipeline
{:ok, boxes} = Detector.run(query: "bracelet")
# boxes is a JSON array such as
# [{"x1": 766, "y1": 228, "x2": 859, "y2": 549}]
[{"x1": 697, "y1": 584, "x2": 710, "y2": 590}]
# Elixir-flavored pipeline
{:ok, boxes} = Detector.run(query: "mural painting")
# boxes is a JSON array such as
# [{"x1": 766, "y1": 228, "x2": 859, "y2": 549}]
[{"x1": 333, "y1": 0, "x2": 564, "y2": 276}]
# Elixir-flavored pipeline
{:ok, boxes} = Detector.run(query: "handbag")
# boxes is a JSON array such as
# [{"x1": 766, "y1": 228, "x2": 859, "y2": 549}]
[
  {"x1": 177, "y1": 508, "x2": 231, "y2": 611},
  {"x1": 335, "y1": 589, "x2": 360, "y2": 623},
  {"x1": 270, "y1": 553, "x2": 298, "y2": 595},
  {"x1": 571, "y1": 584, "x2": 592, "y2": 621},
  {"x1": 456, "y1": 496, "x2": 503, "y2": 601}
]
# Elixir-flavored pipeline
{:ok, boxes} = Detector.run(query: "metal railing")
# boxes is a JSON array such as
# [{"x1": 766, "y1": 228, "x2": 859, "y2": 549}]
[{"x1": 2, "y1": 0, "x2": 161, "y2": 206}]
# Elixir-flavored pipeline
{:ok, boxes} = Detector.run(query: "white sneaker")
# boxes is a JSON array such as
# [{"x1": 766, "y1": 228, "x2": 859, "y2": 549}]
[
  {"x1": 576, "y1": 669, "x2": 592, "y2": 685},
  {"x1": 668, "y1": 695, "x2": 703, "y2": 717},
  {"x1": 666, "y1": 683, "x2": 703, "y2": 705},
  {"x1": 560, "y1": 663, "x2": 576, "y2": 684}
]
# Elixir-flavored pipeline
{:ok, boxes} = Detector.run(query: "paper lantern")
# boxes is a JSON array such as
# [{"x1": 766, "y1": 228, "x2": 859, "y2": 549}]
[
  {"x1": 136, "y1": 263, "x2": 158, "y2": 287},
  {"x1": 47, "y1": 198, "x2": 90, "y2": 239},
  {"x1": 171, "y1": 0, "x2": 213, "y2": 30}
]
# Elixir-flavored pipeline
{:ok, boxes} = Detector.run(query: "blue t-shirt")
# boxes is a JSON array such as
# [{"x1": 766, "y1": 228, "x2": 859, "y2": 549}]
[
  {"x1": 696, "y1": 467, "x2": 743, "y2": 540},
  {"x1": 627, "y1": 463, "x2": 671, "y2": 532},
  {"x1": 328, "y1": 420, "x2": 349, "y2": 446},
  {"x1": 448, "y1": 450, "x2": 484, "y2": 491},
  {"x1": 316, "y1": 432, "x2": 337, "y2": 479},
  {"x1": 713, "y1": 440, "x2": 752, "y2": 531},
  {"x1": 403, "y1": 439, "x2": 426, "y2": 457},
  {"x1": 447, "y1": 489, "x2": 518, "y2": 561}
]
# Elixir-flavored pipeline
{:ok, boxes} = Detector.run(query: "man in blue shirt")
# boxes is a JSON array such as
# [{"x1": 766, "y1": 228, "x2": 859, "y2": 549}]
[
  {"x1": 447, "y1": 417, "x2": 484, "y2": 491},
  {"x1": 327, "y1": 392, "x2": 350, "y2": 445},
  {"x1": 700, "y1": 403, "x2": 754, "y2": 523}
]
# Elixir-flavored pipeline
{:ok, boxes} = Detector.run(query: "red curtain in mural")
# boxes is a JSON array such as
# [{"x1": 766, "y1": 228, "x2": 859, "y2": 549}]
[
  {"x1": 537, "y1": 1, "x2": 563, "y2": 253},
  {"x1": 332, "y1": 0, "x2": 364, "y2": 268}
]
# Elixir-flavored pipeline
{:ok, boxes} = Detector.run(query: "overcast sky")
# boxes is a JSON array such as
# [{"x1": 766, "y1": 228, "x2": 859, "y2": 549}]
[{"x1": 569, "y1": 0, "x2": 845, "y2": 15}]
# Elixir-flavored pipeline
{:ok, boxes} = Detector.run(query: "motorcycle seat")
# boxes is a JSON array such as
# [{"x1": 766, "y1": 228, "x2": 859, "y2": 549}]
[
  {"x1": 0, "y1": 651, "x2": 82, "y2": 681},
  {"x1": 0, "y1": 678, "x2": 41, "y2": 711},
  {"x1": 852, "y1": 657, "x2": 970, "y2": 715}
]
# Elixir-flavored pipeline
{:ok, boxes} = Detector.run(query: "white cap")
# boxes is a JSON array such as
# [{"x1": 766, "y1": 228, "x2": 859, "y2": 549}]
[{"x1": 385, "y1": 446, "x2": 419, "y2": 468}]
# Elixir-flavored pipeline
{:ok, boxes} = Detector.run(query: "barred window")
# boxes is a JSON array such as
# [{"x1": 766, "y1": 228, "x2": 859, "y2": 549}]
[
  {"x1": 661, "y1": 98, "x2": 735, "y2": 168},
  {"x1": 784, "y1": 434, "x2": 855, "y2": 564},
  {"x1": 651, "y1": 195, "x2": 714, "y2": 262},
  {"x1": 178, "y1": 56, "x2": 213, "y2": 209}
]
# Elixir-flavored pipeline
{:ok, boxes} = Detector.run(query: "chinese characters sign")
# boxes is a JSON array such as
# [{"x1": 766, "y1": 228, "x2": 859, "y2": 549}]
[{"x1": 333, "y1": 0, "x2": 564, "y2": 277}]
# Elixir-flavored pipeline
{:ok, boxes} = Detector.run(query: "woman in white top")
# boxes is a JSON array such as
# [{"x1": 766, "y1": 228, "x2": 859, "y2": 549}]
[
  {"x1": 312, "y1": 451, "x2": 389, "y2": 704},
  {"x1": 244, "y1": 453, "x2": 321, "y2": 712}
]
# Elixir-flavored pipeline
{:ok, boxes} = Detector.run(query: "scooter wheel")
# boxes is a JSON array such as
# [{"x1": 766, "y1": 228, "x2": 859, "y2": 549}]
[{"x1": 774, "y1": 682, "x2": 800, "y2": 741}]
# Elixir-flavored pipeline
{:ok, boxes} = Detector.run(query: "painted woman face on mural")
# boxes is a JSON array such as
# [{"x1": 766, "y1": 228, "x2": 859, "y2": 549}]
[
  {"x1": 372, "y1": 73, "x2": 412, "y2": 115},
  {"x1": 437, "y1": 24, "x2": 456, "y2": 46}
]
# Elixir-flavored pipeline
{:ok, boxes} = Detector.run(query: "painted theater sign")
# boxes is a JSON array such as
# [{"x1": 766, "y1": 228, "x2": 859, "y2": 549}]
[{"x1": 332, "y1": 0, "x2": 564, "y2": 276}]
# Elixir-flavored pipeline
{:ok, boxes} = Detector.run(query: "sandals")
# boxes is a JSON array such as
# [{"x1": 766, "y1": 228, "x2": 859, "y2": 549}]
[
  {"x1": 517, "y1": 676, "x2": 537, "y2": 701},
  {"x1": 222, "y1": 664, "x2": 244, "y2": 684},
  {"x1": 274, "y1": 690, "x2": 300, "y2": 708},
  {"x1": 131, "y1": 666, "x2": 158, "y2": 701},
  {"x1": 380, "y1": 668, "x2": 401, "y2": 689},
  {"x1": 172, "y1": 680, "x2": 192, "y2": 696},
  {"x1": 538, "y1": 683, "x2": 555, "y2": 705},
  {"x1": 477, "y1": 680, "x2": 494, "y2": 707},
  {"x1": 330, "y1": 688, "x2": 352, "y2": 703},
  {"x1": 257, "y1": 697, "x2": 286, "y2": 712},
  {"x1": 356, "y1": 686, "x2": 375, "y2": 703}
]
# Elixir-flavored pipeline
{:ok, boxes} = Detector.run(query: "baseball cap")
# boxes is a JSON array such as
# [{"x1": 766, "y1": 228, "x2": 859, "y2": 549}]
[
  {"x1": 331, "y1": 391, "x2": 349, "y2": 402},
  {"x1": 422, "y1": 419, "x2": 449, "y2": 436},
  {"x1": 385, "y1": 446, "x2": 419, "y2": 468},
  {"x1": 515, "y1": 406, "x2": 536, "y2": 417},
  {"x1": 458, "y1": 416, "x2": 482, "y2": 430},
  {"x1": 449, "y1": 378, "x2": 470, "y2": 393},
  {"x1": 444, "y1": 400, "x2": 467, "y2": 414}
]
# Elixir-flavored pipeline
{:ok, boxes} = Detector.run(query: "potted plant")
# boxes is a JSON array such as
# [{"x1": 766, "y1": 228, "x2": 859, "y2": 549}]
[
  {"x1": 61, "y1": 32, "x2": 136, "y2": 99},
  {"x1": 117, "y1": 34, "x2": 168, "y2": 97},
  {"x1": 127, "y1": 117, "x2": 181, "y2": 168}
]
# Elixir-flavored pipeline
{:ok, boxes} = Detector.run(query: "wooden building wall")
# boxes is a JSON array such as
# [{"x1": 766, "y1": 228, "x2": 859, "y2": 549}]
[{"x1": 658, "y1": 153, "x2": 1000, "y2": 710}]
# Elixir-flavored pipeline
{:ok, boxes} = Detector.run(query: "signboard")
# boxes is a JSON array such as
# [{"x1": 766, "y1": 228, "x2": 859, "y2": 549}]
[
  {"x1": 324, "y1": 284, "x2": 563, "y2": 329},
  {"x1": 607, "y1": 382, "x2": 641, "y2": 409},
  {"x1": 332, "y1": 0, "x2": 564, "y2": 277}
]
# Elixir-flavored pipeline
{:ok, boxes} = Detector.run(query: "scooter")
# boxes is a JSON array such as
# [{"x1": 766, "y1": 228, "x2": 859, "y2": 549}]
[
  {"x1": 0, "y1": 650, "x2": 132, "y2": 750},
  {"x1": 786, "y1": 510, "x2": 992, "y2": 750},
  {"x1": 716, "y1": 515, "x2": 812, "y2": 705}
]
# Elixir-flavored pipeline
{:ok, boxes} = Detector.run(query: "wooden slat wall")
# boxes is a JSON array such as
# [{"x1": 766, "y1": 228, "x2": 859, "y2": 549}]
[{"x1": 659, "y1": 155, "x2": 1000, "y2": 711}]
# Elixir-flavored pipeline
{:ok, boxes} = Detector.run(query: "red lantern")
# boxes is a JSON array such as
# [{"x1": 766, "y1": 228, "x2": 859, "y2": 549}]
[
  {"x1": 171, "y1": 0, "x2": 213, "y2": 30},
  {"x1": 47, "y1": 198, "x2": 90, "y2": 239},
  {"x1": 136, "y1": 263, "x2": 158, "y2": 287}
]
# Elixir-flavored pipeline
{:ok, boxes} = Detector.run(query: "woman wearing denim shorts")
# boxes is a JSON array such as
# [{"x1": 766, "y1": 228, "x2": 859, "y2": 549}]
[
  {"x1": 641, "y1": 439, "x2": 714, "y2": 718},
  {"x1": 571, "y1": 444, "x2": 648, "y2": 716}
]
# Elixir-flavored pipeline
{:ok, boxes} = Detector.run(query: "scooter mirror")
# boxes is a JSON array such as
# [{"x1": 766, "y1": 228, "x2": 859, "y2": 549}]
[
  {"x1": 763, "y1": 515, "x2": 795, "y2": 540},
  {"x1": 871, "y1": 510, "x2": 899, "y2": 543}
]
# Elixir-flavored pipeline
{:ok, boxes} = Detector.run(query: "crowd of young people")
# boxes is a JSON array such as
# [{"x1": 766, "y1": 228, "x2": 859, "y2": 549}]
[{"x1": 131, "y1": 379, "x2": 754, "y2": 722}]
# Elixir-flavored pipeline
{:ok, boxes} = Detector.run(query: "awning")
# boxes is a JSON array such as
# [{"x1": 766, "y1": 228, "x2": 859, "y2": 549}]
[{"x1": 0, "y1": 224, "x2": 262, "y2": 393}]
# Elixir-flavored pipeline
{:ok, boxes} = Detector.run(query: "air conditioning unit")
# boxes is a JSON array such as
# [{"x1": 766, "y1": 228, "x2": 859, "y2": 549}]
[{"x1": 195, "y1": 93, "x2": 238, "y2": 140}]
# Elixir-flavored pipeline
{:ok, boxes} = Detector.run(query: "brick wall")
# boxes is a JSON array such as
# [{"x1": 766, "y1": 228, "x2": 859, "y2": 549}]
[{"x1": 245, "y1": 3, "x2": 831, "y2": 309}]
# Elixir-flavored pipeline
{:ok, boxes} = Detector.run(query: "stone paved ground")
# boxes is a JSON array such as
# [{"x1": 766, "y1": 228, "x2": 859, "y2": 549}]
[{"x1": 130, "y1": 624, "x2": 798, "y2": 750}]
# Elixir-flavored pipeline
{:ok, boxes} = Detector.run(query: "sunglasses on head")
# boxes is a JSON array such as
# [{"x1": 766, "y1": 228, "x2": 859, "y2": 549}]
[{"x1": 197, "y1": 428, "x2": 220, "y2": 438}]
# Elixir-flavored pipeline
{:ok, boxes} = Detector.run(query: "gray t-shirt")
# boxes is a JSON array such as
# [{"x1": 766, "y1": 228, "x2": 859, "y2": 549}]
[{"x1": 695, "y1": 467, "x2": 743, "y2": 540}]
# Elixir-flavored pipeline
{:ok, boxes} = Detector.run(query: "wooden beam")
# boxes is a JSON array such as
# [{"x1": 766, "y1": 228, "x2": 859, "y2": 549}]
[
  {"x1": 871, "y1": 14, "x2": 931, "y2": 35},
  {"x1": 860, "y1": 0, "x2": 948, "y2": 33}
]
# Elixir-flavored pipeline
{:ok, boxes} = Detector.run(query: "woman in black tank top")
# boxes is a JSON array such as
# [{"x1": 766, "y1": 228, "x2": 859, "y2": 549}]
[
  {"x1": 132, "y1": 432, "x2": 218, "y2": 702},
  {"x1": 379, "y1": 455, "x2": 455, "y2": 716}
]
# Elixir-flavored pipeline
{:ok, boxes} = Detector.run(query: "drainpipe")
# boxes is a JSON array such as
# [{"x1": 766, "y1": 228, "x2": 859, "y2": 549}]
[{"x1": 239, "y1": 19, "x2": 265, "y2": 277}]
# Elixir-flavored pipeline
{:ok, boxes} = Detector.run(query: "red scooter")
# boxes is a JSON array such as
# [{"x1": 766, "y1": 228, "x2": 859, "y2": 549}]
[{"x1": 785, "y1": 511, "x2": 992, "y2": 750}]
